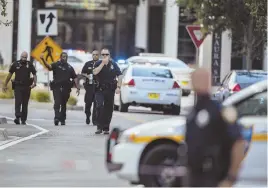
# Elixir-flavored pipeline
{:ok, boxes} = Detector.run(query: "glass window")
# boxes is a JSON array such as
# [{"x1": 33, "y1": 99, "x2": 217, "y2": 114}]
[
  {"x1": 236, "y1": 91, "x2": 267, "y2": 117},
  {"x1": 236, "y1": 72, "x2": 267, "y2": 84},
  {"x1": 132, "y1": 68, "x2": 173, "y2": 78}
]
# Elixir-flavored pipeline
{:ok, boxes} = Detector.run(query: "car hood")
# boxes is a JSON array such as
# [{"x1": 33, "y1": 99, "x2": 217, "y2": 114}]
[{"x1": 123, "y1": 116, "x2": 186, "y2": 137}]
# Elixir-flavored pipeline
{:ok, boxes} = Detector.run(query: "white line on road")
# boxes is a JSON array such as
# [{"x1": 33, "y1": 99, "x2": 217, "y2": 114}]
[{"x1": 0, "y1": 116, "x2": 49, "y2": 151}]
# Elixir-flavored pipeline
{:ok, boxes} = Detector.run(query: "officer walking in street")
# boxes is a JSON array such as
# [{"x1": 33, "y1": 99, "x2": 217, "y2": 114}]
[
  {"x1": 81, "y1": 50, "x2": 99, "y2": 125},
  {"x1": 2, "y1": 51, "x2": 37, "y2": 125},
  {"x1": 184, "y1": 68, "x2": 245, "y2": 187},
  {"x1": 40, "y1": 52, "x2": 80, "y2": 126},
  {"x1": 93, "y1": 48, "x2": 122, "y2": 134}
]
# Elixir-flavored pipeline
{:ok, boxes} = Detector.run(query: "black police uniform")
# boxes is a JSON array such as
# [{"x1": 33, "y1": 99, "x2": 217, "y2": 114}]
[
  {"x1": 81, "y1": 60, "x2": 97, "y2": 125},
  {"x1": 185, "y1": 94, "x2": 242, "y2": 187},
  {"x1": 50, "y1": 61, "x2": 77, "y2": 125},
  {"x1": 9, "y1": 60, "x2": 36, "y2": 124},
  {"x1": 94, "y1": 60, "x2": 122, "y2": 133}
]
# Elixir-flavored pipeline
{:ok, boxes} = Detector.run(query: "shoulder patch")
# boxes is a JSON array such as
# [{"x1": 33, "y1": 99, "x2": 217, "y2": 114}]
[{"x1": 221, "y1": 106, "x2": 238, "y2": 124}]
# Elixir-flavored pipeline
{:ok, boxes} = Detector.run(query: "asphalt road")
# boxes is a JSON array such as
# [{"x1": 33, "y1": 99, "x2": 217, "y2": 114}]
[
  {"x1": 0, "y1": 94, "x2": 193, "y2": 187},
  {"x1": 0, "y1": 93, "x2": 266, "y2": 187}
]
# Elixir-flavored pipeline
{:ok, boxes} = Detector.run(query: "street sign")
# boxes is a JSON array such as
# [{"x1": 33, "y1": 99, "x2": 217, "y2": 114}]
[
  {"x1": 37, "y1": 9, "x2": 58, "y2": 36},
  {"x1": 186, "y1": 25, "x2": 205, "y2": 49},
  {"x1": 31, "y1": 36, "x2": 62, "y2": 69}
]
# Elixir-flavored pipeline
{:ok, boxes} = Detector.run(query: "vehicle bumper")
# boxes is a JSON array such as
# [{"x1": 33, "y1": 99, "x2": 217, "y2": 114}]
[
  {"x1": 108, "y1": 142, "x2": 146, "y2": 182},
  {"x1": 122, "y1": 89, "x2": 182, "y2": 106},
  {"x1": 178, "y1": 80, "x2": 192, "y2": 90}
]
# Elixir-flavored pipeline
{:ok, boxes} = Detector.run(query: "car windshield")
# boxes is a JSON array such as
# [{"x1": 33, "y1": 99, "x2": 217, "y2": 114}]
[
  {"x1": 132, "y1": 67, "x2": 173, "y2": 78},
  {"x1": 236, "y1": 72, "x2": 267, "y2": 84}
]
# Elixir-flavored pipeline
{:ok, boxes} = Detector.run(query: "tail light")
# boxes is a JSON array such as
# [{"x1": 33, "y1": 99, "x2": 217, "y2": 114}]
[
  {"x1": 127, "y1": 79, "x2": 135, "y2": 87},
  {"x1": 172, "y1": 81, "x2": 180, "y2": 89},
  {"x1": 107, "y1": 130, "x2": 119, "y2": 162},
  {"x1": 232, "y1": 84, "x2": 241, "y2": 92}
]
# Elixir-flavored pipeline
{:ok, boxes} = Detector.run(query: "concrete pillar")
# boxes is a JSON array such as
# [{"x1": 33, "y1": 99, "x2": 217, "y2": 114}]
[
  {"x1": 135, "y1": 0, "x2": 149, "y2": 51},
  {"x1": 0, "y1": 0, "x2": 13, "y2": 65},
  {"x1": 163, "y1": 0, "x2": 179, "y2": 58},
  {"x1": 199, "y1": 30, "x2": 232, "y2": 83},
  {"x1": 17, "y1": 0, "x2": 32, "y2": 60}
]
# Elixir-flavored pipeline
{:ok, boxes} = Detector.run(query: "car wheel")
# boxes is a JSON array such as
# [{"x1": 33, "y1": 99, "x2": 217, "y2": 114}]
[
  {"x1": 182, "y1": 90, "x2": 190, "y2": 96},
  {"x1": 139, "y1": 144, "x2": 182, "y2": 187},
  {"x1": 171, "y1": 105, "x2": 181, "y2": 115},
  {"x1": 114, "y1": 105, "x2": 119, "y2": 111},
  {"x1": 119, "y1": 94, "x2": 128, "y2": 112}
]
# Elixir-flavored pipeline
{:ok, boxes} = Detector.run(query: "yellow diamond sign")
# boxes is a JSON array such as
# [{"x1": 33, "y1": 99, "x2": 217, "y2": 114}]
[{"x1": 31, "y1": 36, "x2": 62, "y2": 69}]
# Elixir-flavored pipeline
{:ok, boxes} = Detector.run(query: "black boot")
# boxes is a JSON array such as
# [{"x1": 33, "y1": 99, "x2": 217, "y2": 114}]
[
  {"x1": 14, "y1": 118, "x2": 20, "y2": 125},
  {"x1": 21, "y1": 121, "x2": 26, "y2": 125},
  {"x1": 61, "y1": 121, "x2": 65, "y2": 126},
  {"x1": 86, "y1": 116, "x2": 90, "y2": 125},
  {"x1": 95, "y1": 129, "x2": 102, "y2": 134},
  {"x1": 54, "y1": 119, "x2": 59, "y2": 126}
]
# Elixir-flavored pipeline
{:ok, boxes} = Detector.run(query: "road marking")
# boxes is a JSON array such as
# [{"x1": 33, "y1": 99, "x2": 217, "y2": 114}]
[{"x1": 0, "y1": 116, "x2": 49, "y2": 151}]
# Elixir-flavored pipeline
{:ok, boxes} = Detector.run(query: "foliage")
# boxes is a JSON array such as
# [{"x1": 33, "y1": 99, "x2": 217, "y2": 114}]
[
  {"x1": 31, "y1": 89, "x2": 51, "y2": 102},
  {"x1": 67, "y1": 96, "x2": 78, "y2": 106},
  {"x1": 0, "y1": 72, "x2": 13, "y2": 99},
  {"x1": 0, "y1": 0, "x2": 12, "y2": 26},
  {"x1": 177, "y1": 0, "x2": 267, "y2": 69}
]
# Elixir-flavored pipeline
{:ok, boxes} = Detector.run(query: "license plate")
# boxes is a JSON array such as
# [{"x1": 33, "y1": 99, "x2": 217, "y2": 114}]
[
  {"x1": 181, "y1": 81, "x2": 188, "y2": 85},
  {"x1": 148, "y1": 93, "x2": 160, "y2": 99}
]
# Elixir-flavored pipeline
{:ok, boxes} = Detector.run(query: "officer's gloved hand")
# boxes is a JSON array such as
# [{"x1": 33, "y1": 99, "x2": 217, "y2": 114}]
[{"x1": 2, "y1": 85, "x2": 8, "y2": 93}]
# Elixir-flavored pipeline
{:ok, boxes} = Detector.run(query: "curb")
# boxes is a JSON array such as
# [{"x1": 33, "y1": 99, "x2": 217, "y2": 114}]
[
  {"x1": 0, "y1": 117, "x2": 7, "y2": 124},
  {"x1": 0, "y1": 128, "x2": 8, "y2": 141}
]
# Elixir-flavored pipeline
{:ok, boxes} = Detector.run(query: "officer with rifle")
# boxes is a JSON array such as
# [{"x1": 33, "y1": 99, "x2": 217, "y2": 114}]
[
  {"x1": 40, "y1": 52, "x2": 80, "y2": 126},
  {"x1": 81, "y1": 50, "x2": 99, "y2": 125},
  {"x1": 2, "y1": 51, "x2": 37, "y2": 125}
]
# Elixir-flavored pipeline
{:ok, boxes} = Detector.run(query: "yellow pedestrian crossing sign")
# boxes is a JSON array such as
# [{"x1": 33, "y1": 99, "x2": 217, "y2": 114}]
[{"x1": 31, "y1": 36, "x2": 62, "y2": 69}]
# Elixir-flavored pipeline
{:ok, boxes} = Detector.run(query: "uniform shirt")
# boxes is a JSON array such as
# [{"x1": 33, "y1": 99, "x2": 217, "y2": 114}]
[
  {"x1": 51, "y1": 61, "x2": 77, "y2": 83},
  {"x1": 9, "y1": 60, "x2": 37, "y2": 84},
  {"x1": 93, "y1": 60, "x2": 122, "y2": 84},
  {"x1": 81, "y1": 60, "x2": 97, "y2": 83}
]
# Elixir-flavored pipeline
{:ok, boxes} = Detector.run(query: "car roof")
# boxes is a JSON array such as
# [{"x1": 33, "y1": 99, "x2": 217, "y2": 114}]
[
  {"x1": 222, "y1": 79, "x2": 267, "y2": 106},
  {"x1": 129, "y1": 64, "x2": 172, "y2": 70},
  {"x1": 127, "y1": 56, "x2": 185, "y2": 63}
]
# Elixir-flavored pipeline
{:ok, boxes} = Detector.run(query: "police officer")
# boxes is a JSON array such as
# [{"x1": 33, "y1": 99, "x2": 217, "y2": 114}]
[
  {"x1": 2, "y1": 51, "x2": 37, "y2": 125},
  {"x1": 81, "y1": 50, "x2": 99, "y2": 125},
  {"x1": 40, "y1": 52, "x2": 80, "y2": 126},
  {"x1": 184, "y1": 68, "x2": 245, "y2": 187},
  {"x1": 93, "y1": 48, "x2": 122, "y2": 134}
]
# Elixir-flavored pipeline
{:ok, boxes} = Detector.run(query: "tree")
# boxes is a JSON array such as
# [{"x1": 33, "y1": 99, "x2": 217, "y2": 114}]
[
  {"x1": 177, "y1": 0, "x2": 267, "y2": 69},
  {"x1": 0, "y1": 0, "x2": 12, "y2": 26}
]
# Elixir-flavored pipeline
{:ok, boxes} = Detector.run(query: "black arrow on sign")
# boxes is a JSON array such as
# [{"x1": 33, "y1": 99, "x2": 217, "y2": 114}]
[{"x1": 46, "y1": 12, "x2": 56, "y2": 33}]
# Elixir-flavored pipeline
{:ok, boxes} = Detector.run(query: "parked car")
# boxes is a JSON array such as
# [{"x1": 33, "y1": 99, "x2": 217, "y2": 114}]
[
  {"x1": 114, "y1": 64, "x2": 182, "y2": 115},
  {"x1": 126, "y1": 53, "x2": 194, "y2": 96},
  {"x1": 213, "y1": 70, "x2": 267, "y2": 102},
  {"x1": 106, "y1": 80, "x2": 267, "y2": 187}
]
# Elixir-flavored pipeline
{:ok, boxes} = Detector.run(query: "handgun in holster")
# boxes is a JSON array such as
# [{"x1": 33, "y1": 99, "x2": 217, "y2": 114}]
[
  {"x1": 49, "y1": 81, "x2": 55, "y2": 90},
  {"x1": 11, "y1": 80, "x2": 15, "y2": 90}
]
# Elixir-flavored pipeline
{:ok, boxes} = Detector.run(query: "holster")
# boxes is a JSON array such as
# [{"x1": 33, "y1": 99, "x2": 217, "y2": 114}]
[
  {"x1": 49, "y1": 81, "x2": 55, "y2": 91},
  {"x1": 11, "y1": 80, "x2": 15, "y2": 90},
  {"x1": 11, "y1": 78, "x2": 33, "y2": 90}
]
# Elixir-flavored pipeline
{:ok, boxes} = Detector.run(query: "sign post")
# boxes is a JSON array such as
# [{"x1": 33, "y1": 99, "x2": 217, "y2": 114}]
[{"x1": 186, "y1": 25, "x2": 206, "y2": 104}]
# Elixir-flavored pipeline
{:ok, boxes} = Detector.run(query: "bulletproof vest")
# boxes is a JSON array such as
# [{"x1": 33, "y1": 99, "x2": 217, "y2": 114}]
[{"x1": 185, "y1": 96, "x2": 231, "y2": 179}]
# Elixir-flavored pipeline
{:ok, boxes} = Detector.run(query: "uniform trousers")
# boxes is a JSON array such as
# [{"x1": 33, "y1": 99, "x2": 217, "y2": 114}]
[
  {"x1": 95, "y1": 88, "x2": 115, "y2": 131},
  {"x1": 52, "y1": 87, "x2": 71, "y2": 121},
  {"x1": 14, "y1": 86, "x2": 31, "y2": 121}
]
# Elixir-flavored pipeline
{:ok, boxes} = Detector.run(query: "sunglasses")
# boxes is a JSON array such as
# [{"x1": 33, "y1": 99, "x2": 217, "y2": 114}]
[
  {"x1": 101, "y1": 54, "x2": 110, "y2": 56},
  {"x1": 92, "y1": 54, "x2": 99, "y2": 56}
]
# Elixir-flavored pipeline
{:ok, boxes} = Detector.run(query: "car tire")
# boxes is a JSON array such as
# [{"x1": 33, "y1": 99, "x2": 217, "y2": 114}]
[
  {"x1": 171, "y1": 105, "x2": 181, "y2": 115},
  {"x1": 114, "y1": 105, "x2": 119, "y2": 111},
  {"x1": 119, "y1": 94, "x2": 128, "y2": 112},
  {"x1": 182, "y1": 90, "x2": 190, "y2": 96},
  {"x1": 139, "y1": 144, "x2": 182, "y2": 187}
]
